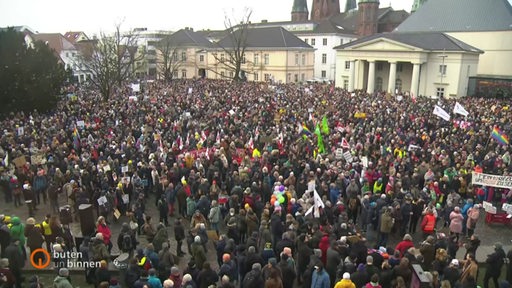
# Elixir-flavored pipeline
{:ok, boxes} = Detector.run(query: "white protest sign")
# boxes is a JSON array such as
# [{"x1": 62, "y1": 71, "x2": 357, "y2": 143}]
[
  {"x1": 343, "y1": 151, "x2": 353, "y2": 163},
  {"x1": 307, "y1": 181, "x2": 316, "y2": 192},
  {"x1": 121, "y1": 166, "x2": 129, "y2": 173},
  {"x1": 188, "y1": 87, "x2": 193, "y2": 94},
  {"x1": 131, "y1": 83, "x2": 140, "y2": 92},
  {"x1": 361, "y1": 156, "x2": 369, "y2": 168},
  {"x1": 76, "y1": 121, "x2": 85, "y2": 129},
  {"x1": 335, "y1": 148, "x2": 343, "y2": 160},
  {"x1": 97, "y1": 196, "x2": 107, "y2": 206},
  {"x1": 17, "y1": 127, "x2": 24, "y2": 136}
]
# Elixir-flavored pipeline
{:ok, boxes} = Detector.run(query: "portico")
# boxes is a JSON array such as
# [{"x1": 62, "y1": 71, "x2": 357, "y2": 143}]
[{"x1": 335, "y1": 33, "x2": 482, "y2": 98}]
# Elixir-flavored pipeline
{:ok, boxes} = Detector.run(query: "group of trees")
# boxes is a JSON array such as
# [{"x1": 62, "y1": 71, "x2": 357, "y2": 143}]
[
  {"x1": 0, "y1": 10, "x2": 255, "y2": 112},
  {"x1": 0, "y1": 28, "x2": 70, "y2": 115}
]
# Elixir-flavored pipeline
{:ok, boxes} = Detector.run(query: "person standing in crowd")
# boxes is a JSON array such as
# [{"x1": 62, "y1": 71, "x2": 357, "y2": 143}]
[
  {"x1": 96, "y1": 216, "x2": 113, "y2": 253},
  {"x1": 484, "y1": 242, "x2": 506, "y2": 288}
]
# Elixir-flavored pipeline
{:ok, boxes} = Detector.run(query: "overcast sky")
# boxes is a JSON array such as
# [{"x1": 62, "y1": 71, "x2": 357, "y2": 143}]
[
  {"x1": 0, "y1": 0, "x2": 416, "y2": 35},
  {"x1": 1, "y1": 0, "x2": 511, "y2": 36}
]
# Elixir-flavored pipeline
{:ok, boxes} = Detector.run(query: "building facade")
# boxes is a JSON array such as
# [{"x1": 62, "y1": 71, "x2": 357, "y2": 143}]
[{"x1": 335, "y1": 32, "x2": 482, "y2": 98}]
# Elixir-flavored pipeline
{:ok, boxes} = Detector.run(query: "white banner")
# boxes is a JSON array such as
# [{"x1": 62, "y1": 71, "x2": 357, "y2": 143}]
[
  {"x1": 433, "y1": 105, "x2": 450, "y2": 121},
  {"x1": 472, "y1": 172, "x2": 512, "y2": 189},
  {"x1": 453, "y1": 102, "x2": 469, "y2": 117}
]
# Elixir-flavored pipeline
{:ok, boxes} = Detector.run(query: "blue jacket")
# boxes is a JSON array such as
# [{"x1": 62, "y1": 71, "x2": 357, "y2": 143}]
[
  {"x1": 311, "y1": 269, "x2": 330, "y2": 288},
  {"x1": 147, "y1": 275, "x2": 163, "y2": 288}
]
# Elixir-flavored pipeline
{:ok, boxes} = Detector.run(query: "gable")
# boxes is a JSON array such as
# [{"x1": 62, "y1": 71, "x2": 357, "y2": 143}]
[{"x1": 347, "y1": 38, "x2": 421, "y2": 51}]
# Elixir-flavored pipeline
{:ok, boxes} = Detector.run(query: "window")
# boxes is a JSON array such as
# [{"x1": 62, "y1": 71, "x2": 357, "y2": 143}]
[
  {"x1": 377, "y1": 62, "x2": 383, "y2": 71},
  {"x1": 345, "y1": 61, "x2": 350, "y2": 70},
  {"x1": 321, "y1": 70, "x2": 326, "y2": 78},
  {"x1": 311, "y1": 38, "x2": 316, "y2": 46},
  {"x1": 376, "y1": 77, "x2": 383, "y2": 91},
  {"x1": 242, "y1": 54, "x2": 246, "y2": 64},
  {"x1": 181, "y1": 69, "x2": 187, "y2": 78},
  {"x1": 439, "y1": 64, "x2": 447, "y2": 75},
  {"x1": 199, "y1": 55, "x2": 204, "y2": 62},
  {"x1": 304, "y1": 38, "x2": 308, "y2": 44},
  {"x1": 343, "y1": 79, "x2": 349, "y2": 90},
  {"x1": 229, "y1": 71, "x2": 234, "y2": 78},
  {"x1": 395, "y1": 78, "x2": 402, "y2": 92},
  {"x1": 220, "y1": 71, "x2": 225, "y2": 78},
  {"x1": 397, "y1": 64, "x2": 403, "y2": 72},
  {"x1": 340, "y1": 39, "x2": 344, "y2": 45},
  {"x1": 322, "y1": 54, "x2": 327, "y2": 64},
  {"x1": 295, "y1": 53, "x2": 299, "y2": 65},
  {"x1": 221, "y1": 54, "x2": 225, "y2": 61},
  {"x1": 436, "y1": 87, "x2": 445, "y2": 98},
  {"x1": 301, "y1": 73, "x2": 305, "y2": 82},
  {"x1": 254, "y1": 73, "x2": 259, "y2": 81},
  {"x1": 264, "y1": 54, "x2": 269, "y2": 65},
  {"x1": 254, "y1": 54, "x2": 259, "y2": 65},
  {"x1": 301, "y1": 54, "x2": 306, "y2": 65},
  {"x1": 173, "y1": 52, "x2": 178, "y2": 61},
  {"x1": 323, "y1": 38, "x2": 327, "y2": 46},
  {"x1": 181, "y1": 51, "x2": 187, "y2": 61},
  {"x1": 264, "y1": 73, "x2": 271, "y2": 81},
  {"x1": 173, "y1": 70, "x2": 178, "y2": 78},
  {"x1": 294, "y1": 74, "x2": 299, "y2": 82},
  {"x1": 287, "y1": 73, "x2": 291, "y2": 82}
]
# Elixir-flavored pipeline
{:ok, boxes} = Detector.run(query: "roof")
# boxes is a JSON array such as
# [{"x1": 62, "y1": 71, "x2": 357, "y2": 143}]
[
  {"x1": 63, "y1": 31, "x2": 89, "y2": 44},
  {"x1": 31, "y1": 33, "x2": 76, "y2": 56},
  {"x1": 292, "y1": 20, "x2": 347, "y2": 35},
  {"x1": 0, "y1": 25, "x2": 35, "y2": 34},
  {"x1": 217, "y1": 26, "x2": 314, "y2": 49},
  {"x1": 395, "y1": 0, "x2": 512, "y2": 32},
  {"x1": 334, "y1": 32, "x2": 484, "y2": 53},
  {"x1": 330, "y1": 7, "x2": 408, "y2": 33},
  {"x1": 162, "y1": 29, "x2": 213, "y2": 48}
]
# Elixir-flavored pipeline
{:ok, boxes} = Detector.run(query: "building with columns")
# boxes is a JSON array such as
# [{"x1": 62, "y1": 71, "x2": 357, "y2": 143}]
[{"x1": 335, "y1": 32, "x2": 482, "y2": 98}]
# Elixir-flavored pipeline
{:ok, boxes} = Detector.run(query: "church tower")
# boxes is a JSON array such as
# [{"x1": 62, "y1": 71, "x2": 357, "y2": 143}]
[
  {"x1": 411, "y1": 0, "x2": 427, "y2": 13},
  {"x1": 345, "y1": 0, "x2": 357, "y2": 12},
  {"x1": 357, "y1": 0, "x2": 379, "y2": 36},
  {"x1": 291, "y1": 0, "x2": 309, "y2": 22},
  {"x1": 311, "y1": 0, "x2": 341, "y2": 21}
]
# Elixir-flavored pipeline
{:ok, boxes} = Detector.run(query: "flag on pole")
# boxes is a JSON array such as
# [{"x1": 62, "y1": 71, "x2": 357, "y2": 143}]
[
  {"x1": 254, "y1": 126, "x2": 260, "y2": 141},
  {"x1": 246, "y1": 136, "x2": 254, "y2": 150},
  {"x1": 314, "y1": 124, "x2": 326, "y2": 154},
  {"x1": 3, "y1": 152, "x2": 8, "y2": 167},
  {"x1": 341, "y1": 138, "x2": 350, "y2": 149},
  {"x1": 300, "y1": 123, "x2": 312, "y2": 136},
  {"x1": 305, "y1": 189, "x2": 325, "y2": 218},
  {"x1": 491, "y1": 127, "x2": 509, "y2": 145},
  {"x1": 72, "y1": 127, "x2": 81, "y2": 150},
  {"x1": 453, "y1": 102, "x2": 469, "y2": 117},
  {"x1": 321, "y1": 115, "x2": 330, "y2": 135},
  {"x1": 215, "y1": 131, "x2": 221, "y2": 145},
  {"x1": 176, "y1": 135, "x2": 183, "y2": 150},
  {"x1": 433, "y1": 105, "x2": 450, "y2": 121}
]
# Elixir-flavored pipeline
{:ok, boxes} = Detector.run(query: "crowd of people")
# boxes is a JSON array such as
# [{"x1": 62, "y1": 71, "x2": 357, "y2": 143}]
[{"x1": 0, "y1": 78, "x2": 512, "y2": 288}]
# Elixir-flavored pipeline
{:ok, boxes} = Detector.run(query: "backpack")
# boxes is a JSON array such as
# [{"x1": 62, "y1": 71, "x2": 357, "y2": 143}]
[{"x1": 122, "y1": 233, "x2": 133, "y2": 251}]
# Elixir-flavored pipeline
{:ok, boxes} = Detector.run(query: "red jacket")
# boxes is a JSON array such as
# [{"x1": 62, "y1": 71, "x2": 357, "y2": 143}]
[
  {"x1": 421, "y1": 213, "x2": 436, "y2": 233},
  {"x1": 395, "y1": 240, "x2": 414, "y2": 257},
  {"x1": 97, "y1": 224, "x2": 112, "y2": 244}
]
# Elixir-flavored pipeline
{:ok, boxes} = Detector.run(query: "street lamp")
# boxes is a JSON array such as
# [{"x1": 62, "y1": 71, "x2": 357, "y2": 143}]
[{"x1": 439, "y1": 51, "x2": 448, "y2": 99}]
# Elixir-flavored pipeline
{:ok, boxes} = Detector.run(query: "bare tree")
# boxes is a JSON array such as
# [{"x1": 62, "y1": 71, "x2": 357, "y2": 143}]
[
  {"x1": 76, "y1": 22, "x2": 144, "y2": 101},
  {"x1": 156, "y1": 37, "x2": 185, "y2": 81},
  {"x1": 211, "y1": 8, "x2": 254, "y2": 81}
]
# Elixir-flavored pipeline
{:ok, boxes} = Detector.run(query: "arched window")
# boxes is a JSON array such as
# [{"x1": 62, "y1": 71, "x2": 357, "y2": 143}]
[
  {"x1": 376, "y1": 77, "x2": 383, "y2": 91},
  {"x1": 395, "y1": 78, "x2": 402, "y2": 92}
]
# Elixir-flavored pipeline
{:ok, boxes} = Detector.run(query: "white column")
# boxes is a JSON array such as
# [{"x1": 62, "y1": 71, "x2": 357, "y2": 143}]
[
  {"x1": 367, "y1": 61, "x2": 376, "y2": 94},
  {"x1": 348, "y1": 60, "x2": 356, "y2": 92},
  {"x1": 410, "y1": 63, "x2": 420, "y2": 98},
  {"x1": 388, "y1": 61, "x2": 397, "y2": 94}
]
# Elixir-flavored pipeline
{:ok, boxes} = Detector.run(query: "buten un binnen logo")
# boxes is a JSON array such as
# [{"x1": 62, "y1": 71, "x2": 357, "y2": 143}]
[{"x1": 30, "y1": 248, "x2": 51, "y2": 269}]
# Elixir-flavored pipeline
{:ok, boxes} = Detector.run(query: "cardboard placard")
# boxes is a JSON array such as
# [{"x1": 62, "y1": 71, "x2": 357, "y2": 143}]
[
  {"x1": 121, "y1": 166, "x2": 129, "y2": 173},
  {"x1": 13, "y1": 156, "x2": 26, "y2": 168},
  {"x1": 122, "y1": 194, "x2": 130, "y2": 204},
  {"x1": 114, "y1": 209, "x2": 121, "y2": 219},
  {"x1": 97, "y1": 196, "x2": 107, "y2": 206}
]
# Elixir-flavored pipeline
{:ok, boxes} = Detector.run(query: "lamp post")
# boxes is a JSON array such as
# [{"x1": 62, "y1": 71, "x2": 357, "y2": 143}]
[{"x1": 439, "y1": 52, "x2": 448, "y2": 99}]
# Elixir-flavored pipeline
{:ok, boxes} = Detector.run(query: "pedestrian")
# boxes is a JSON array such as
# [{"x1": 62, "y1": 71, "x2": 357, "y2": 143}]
[{"x1": 484, "y1": 242, "x2": 506, "y2": 288}]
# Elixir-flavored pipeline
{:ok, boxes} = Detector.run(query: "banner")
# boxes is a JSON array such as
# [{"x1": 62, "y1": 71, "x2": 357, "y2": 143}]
[
  {"x1": 472, "y1": 172, "x2": 512, "y2": 189},
  {"x1": 453, "y1": 102, "x2": 469, "y2": 117},
  {"x1": 433, "y1": 105, "x2": 450, "y2": 121}
]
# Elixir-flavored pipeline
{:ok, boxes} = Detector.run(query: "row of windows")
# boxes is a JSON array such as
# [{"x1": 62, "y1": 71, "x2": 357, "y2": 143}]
[{"x1": 303, "y1": 38, "x2": 329, "y2": 46}]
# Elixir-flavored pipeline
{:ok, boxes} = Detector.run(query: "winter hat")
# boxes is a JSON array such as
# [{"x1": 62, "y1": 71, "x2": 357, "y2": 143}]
[
  {"x1": 163, "y1": 279, "x2": 174, "y2": 288},
  {"x1": 59, "y1": 268, "x2": 69, "y2": 277},
  {"x1": 194, "y1": 236, "x2": 201, "y2": 243},
  {"x1": 26, "y1": 217, "x2": 36, "y2": 225},
  {"x1": 450, "y1": 259, "x2": 459, "y2": 267},
  {"x1": 171, "y1": 266, "x2": 180, "y2": 276},
  {"x1": 182, "y1": 274, "x2": 192, "y2": 283},
  {"x1": 343, "y1": 272, "x2": 350, "y2": 280}
]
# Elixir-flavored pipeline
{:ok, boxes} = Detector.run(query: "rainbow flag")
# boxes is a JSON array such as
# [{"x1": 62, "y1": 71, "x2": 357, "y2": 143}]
[
  {"x1": 72, "y1": 127, "x2": 81, "y2": 150},
  {"x1": 301, "y1": 123, "x2": 312, "y2": 136},
  {"x1": 491, "y1": 127, "x2": 509, "y2": 145}
]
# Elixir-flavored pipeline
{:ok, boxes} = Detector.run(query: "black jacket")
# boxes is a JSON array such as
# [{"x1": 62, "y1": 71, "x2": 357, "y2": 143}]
[{"x1": 486, "y1": 248, "x2": 506, "y2": 275}]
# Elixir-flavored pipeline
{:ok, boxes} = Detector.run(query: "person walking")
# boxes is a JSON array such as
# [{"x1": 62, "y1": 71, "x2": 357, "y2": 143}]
[{"x1": 484, "y1": 242, "x2": 506, "y2": 288}]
